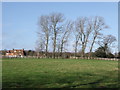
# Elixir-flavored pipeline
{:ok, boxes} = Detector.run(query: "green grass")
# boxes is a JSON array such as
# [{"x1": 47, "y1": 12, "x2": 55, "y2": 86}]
[{"x1": 2, "y1": 58, "x2": 118, "y2": 88}]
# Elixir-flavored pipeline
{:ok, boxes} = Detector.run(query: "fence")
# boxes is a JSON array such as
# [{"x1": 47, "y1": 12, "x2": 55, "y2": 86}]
[
  {"x1": 69, "y1": 56, "x2": 119, "y2": 61},
  {"x1": 2, "y1": 55, "x2": 119, "y2": 61}
]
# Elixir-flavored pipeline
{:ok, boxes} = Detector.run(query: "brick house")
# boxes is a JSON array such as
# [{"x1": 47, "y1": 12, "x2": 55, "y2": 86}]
[{"x1": 6, "y1": 49, "x2": 25, "y2": 57}]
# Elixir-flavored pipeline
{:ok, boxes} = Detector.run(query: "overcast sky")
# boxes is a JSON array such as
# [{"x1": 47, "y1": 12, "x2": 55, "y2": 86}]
[{"x1": 2, "y1": 2, "x2": 118, "y2": 52}]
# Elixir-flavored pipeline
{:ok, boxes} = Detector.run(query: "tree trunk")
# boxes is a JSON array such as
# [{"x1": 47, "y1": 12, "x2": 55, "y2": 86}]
[
  {"x1": 45, "y1": 36, "x2": 49, "y2": 58},
  {"x1": 81, "y1": 42, "x2": 85, "y2": 58},
  {"x1": 53, "y1": 33, "x2": 57, "y2": 59},
  {"x1": 74, "y1": 42, "x2": 78, "y2": 57},
  {"x1": 89, "y1": 35, "x2": 97, "y2": 58}
]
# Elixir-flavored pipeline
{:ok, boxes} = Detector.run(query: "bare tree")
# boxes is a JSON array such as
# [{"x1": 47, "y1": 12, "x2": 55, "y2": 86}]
[
  {"x1": 89, "y1": 16, "x2": 108, "y2": 57},
  {"x1": 35, "y1": 39, "x2": 45, "y2": 52},
  {"x1": 73, "y1": 26, "x2": 81, "y2": 57},
  {"x1": 75, "y1": 17, "x2": 92, "y2": 57},
  {"x1": 74, "y1": 34, "x2": 80, "y2": 57},
  {"x1": 35, "y1": 36, "x2": 45, "y2": 58},
  {"x1": 59, "y1": 21, "x2": 73, "y2": 57},
  {"x1": 49, "y1": 13, "x2": 65, "y2": 58},
  {"x1": 98, "y1": 35, "x2": 117, "y2": 54},
  {"x1": 56, "y1": 41, "x2": 61, "y2": 53},
  {"x1": 37, "y1": 15, "x2": 51, "y2": 57},
  {"x1": 103, "y1": 35, "x2": 117, "y2": 46}
]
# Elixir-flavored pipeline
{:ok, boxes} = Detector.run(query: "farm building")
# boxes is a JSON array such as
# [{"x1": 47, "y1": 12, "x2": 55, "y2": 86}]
[{"x1": 6, "y1": 49, "x2": 25, "y2": 57}]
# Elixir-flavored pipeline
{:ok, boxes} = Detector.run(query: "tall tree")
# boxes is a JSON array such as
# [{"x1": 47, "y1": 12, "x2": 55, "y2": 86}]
[
  {"x1": 37, "y1": 15, "x2": 51, "y2": 57},
  {"x1": 89, "y1": 16, "x2": 108, "y2": 57},
  {"x1": 73, "y1": 24, "x2": 81, "y2": 57},
  {"x1": 73, "y1": 34, "x2": 81, "y2": 57},
  {"x1": 59, "y1": 21, "x2": 73, "y2": 57},
  {"x1": 75, "y1": 17, "x2": 92, "y2": 57},
  {"x1": 49, "y1": 13, "x2": 65, "y2": 58}
]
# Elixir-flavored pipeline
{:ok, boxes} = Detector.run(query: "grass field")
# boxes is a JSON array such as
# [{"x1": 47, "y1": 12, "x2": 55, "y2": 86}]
[{"x1": 2, "y1": 58, "x2": 119, "y2": 88}]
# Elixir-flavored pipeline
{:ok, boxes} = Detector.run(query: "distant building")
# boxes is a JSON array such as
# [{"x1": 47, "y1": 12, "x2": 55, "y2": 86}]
[{"x1": 6, "y1": 49, "x2": 25, "y2": 57}]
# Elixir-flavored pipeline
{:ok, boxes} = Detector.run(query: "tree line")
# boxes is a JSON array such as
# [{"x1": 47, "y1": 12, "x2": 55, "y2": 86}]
[{"x1": 35, "y1": 12, "x2": 117, "y2": 59}]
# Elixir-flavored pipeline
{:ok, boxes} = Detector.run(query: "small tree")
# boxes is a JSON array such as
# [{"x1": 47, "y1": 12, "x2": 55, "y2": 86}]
[
  {"x1": 94, "y1": 46, "x2": 107, "y2": 58},
  {"x1": 95, "y1": 35, "x2": 116, "y2": 58},
  {"x1": 98, "y1": 35, "x2": 116, "y2": 55},
  {"x1": 118, "y1": 52, "x2": 120, "y2": 58}
]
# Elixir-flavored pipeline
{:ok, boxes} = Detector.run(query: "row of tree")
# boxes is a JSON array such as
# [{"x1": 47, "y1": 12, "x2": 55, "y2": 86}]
[
  {"x1": 35, "y1": 12, "x2": 117, "y2": 58},
  {"x1": 1, "y1": 49, "x2": 120, "y2": 59}
]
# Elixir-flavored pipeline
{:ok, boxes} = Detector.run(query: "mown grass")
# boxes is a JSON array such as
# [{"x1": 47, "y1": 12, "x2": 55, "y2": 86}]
[{"x1": 2, "y1": 58, "x2": 119, "y2": 88}]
